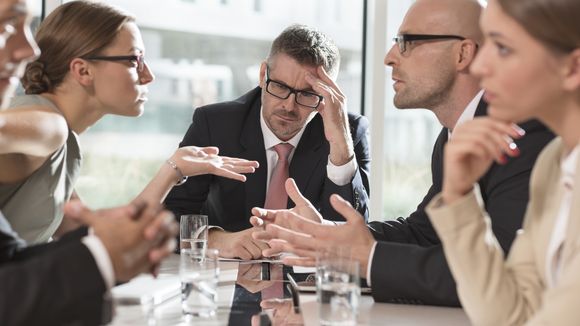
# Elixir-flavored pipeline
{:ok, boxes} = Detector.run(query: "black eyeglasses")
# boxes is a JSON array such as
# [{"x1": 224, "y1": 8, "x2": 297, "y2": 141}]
[
  {"x1": 393, "y1": 34, "x2": 466, "y2": 54},
  {"x1": 83, "y1": 54, "x2": 145, "y2": 72},
  {"x1": 265, "y1": 66, "x2": 323, "y2": 109}
]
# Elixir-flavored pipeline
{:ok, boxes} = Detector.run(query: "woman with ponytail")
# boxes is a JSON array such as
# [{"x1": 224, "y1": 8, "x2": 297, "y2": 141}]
[{"x1": 0, "y1": 1, "x2": 258, "y2": 244}]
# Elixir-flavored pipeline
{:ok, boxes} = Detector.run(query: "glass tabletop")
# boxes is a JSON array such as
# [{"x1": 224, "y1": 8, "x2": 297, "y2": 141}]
[{"x1": 111, "y1": 259, "x2": 311, "y2": 326}]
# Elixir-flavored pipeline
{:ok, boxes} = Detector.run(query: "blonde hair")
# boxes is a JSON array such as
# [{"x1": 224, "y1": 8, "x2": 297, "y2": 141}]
[{"x1": 22, "y1": 1, "x2": 135, "y2": 94}]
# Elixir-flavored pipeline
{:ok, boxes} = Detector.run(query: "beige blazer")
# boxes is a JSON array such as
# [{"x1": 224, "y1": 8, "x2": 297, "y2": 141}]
[{"x1": 426, "y1": 138, "x2": 580, "y2": 326}]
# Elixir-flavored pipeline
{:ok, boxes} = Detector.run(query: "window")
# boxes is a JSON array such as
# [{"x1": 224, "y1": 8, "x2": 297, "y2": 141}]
[
  {"x1": 367, "y1": 0, "x2": 442, "y2": 220},
  {"x1": 55, "y1": 0, "x2": 364, "y2": 208}
]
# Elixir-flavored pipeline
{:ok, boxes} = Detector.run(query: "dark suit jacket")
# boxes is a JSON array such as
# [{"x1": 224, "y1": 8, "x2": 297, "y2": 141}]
[
  {"x1": 367, "y1": 100, "x2": 555, "y2": 306},
  {"x1": 0, "y1": 214, "x2": 109, "y2": 325},
  {"x1": 164, "y1": 87, "x2": 371, "y2": 229}
]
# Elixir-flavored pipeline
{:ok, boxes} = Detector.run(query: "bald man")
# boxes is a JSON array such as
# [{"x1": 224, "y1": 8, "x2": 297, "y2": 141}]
[{"x1": 252, "y1": 0, "x2": 554, "y2": 306}]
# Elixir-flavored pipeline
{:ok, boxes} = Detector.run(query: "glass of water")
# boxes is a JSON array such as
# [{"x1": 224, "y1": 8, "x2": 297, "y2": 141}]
[
  {"x1": 180, "y1": 214, "x2": 208, "y2": 251},
  {"x1": 180, "y1": 248, "x2": 219, "y2": 318},
  {"x1": 316, "y1": 250, "x2": 360, "y2": 325}
]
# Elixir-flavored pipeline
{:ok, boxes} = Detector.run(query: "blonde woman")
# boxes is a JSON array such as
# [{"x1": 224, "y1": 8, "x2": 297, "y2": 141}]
[
  {"x1": 0, "y1": 1, "x2": 258, "y2": 243},
  {"x1": 426, "y1": 0, "x2": 580, "y2": 324}
]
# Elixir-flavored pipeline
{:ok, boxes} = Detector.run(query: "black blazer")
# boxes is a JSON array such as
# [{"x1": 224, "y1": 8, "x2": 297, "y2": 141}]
[
  {"x1": 0, "y1": 215, "x2": 109, "y2": 325},
  {"x1": 367, "y1": 100, "x2": 555, "y2": 306},
  {"x1": 164, "y1": 87, "x2": 371, "y2": 229}
]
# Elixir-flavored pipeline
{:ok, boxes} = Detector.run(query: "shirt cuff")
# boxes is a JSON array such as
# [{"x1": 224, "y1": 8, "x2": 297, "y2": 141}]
[
  {"x1": 366, "y1": 241, "x2": 378, "y2": 286},
  {"x1": 208, "y1": 225, "x2": 224, "y2": 232},
  {"x1": 82, "y1": 231, "x2": 115, "y2": 290},
  {"x1": 326, "y1": 155, "x2": 357, "y2": 186}
]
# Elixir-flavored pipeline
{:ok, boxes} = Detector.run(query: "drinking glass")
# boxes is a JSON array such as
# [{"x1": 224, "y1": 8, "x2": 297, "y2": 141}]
[
  {"x1": 316, "y1": 249, "x2": 360, "y2": 325},
  {"x1": 180, "y1": 248, "x2": 219, "y2": 318},
  {"x1": 180, "y1": 214, "x2": 208, "y2": 252}
]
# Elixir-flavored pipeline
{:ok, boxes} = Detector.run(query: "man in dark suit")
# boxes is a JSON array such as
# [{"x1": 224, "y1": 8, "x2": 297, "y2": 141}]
[
  {"x1": 251, "y1": 0, "x2": 554, "y2": 307},
  {"x1": 164, "y1": 25, "x2": 370, "y2": 259},
  {"x1": 0, "y1": 2, "x2": 177, "y2": 324}
]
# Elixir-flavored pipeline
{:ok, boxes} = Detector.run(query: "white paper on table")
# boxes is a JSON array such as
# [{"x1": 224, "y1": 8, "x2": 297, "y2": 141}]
[
  {"x1": 218, "y1": 257, "x2": 283, "y2": 264},
  {"x1": 292, "y1": 265, "x2": 316, "y2": 273}
]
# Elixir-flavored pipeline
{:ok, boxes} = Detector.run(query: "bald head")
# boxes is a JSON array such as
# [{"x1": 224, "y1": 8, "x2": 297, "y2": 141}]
[{"x1": 403, "y1": 0, "x2": 483, "y2": 44}]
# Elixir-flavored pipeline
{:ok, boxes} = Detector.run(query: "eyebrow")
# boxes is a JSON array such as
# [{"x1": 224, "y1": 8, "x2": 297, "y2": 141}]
[
  {"x1": 488, "y1": 31, "x2": 510, "y2": 41},
  {"x1": 271, "y1": 78, "x2": 316, "y2": 93},
  {"x1": 129, "y1": 46, "x2": 144, "y2": 53}
]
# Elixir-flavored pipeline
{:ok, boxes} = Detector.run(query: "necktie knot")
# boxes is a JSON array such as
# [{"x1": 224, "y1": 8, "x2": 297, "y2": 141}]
[
  {"x1": 264, "y1": 143, "x2": 294, "y2": 210},
  {"x1": 273, "y1": 143, "x2": 293, "y2": 162}
]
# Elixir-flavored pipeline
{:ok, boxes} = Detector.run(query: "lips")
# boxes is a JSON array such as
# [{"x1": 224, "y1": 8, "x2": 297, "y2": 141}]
[
  {"x1": 392, "y1": 79, "x2": 404, "y2": 91},
  {"x1": 275, "y1": 114, "x2": 298, "y2": 122},
  {"x1": 137, "y1": 91, "x2": 149, "y2": 102}
]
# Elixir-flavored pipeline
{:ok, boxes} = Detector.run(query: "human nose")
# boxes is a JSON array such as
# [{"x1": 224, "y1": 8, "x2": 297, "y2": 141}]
[
  {"x1": 384, "y1": 44, "x2": 399, "y2": 67},
  {"x1": 470, "y1": 42, "x2": 489, "y2": 78},
  {"x1": 139, "y1": 61, "x2": 155, "y2": 85},
  {"x1": 282, "y1": 92, "x2": 299, "y2": 111}
]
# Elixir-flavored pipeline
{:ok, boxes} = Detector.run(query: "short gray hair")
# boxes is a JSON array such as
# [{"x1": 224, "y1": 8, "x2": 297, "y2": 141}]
[{"x1": 268, "y1": 24, "x2": 340, "y2": 76}]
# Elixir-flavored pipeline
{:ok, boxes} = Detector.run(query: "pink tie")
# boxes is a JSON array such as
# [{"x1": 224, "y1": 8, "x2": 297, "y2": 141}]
[
  {"x1": 264, "y1": 143, "x2": 294, "y2": 209},
  {"x1": 261, "y1": 144, "x2": 292, "y2": 302}
]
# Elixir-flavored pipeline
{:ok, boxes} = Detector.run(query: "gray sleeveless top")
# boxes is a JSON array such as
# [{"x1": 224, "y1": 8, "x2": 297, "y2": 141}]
[{"x1": 0, "y1": 95, "x2": 81, "y2": 244}]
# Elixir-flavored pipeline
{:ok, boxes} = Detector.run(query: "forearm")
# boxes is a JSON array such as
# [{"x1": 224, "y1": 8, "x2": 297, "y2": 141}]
[
  {"x1": 328, "y1": 131, "x2": 354, "y2": 166},
  {"x1": 426, "y1": 191, "x2": 541, "y2": 325},
  {"x1": 135, "y1": 162, "x2": 179, "y2": 205},
  {"x1": 369, "y1": 241, "x2": 460, "y2": 306},
  {"x1": 320, "y1": 169, "x2": 369, "y2": 221}
]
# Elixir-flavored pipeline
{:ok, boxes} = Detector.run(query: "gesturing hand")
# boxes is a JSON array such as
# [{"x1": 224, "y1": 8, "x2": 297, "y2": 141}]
[
  {"x1": 172, "y1": 146, "x2": 259, "y2": 182},
  {"x1": 253, "y1": 194, "x2": 375, "y2": 276},
  {"x1": 442, "y1": 117, "x2": 525, "y2": 203},
  {"x1": 250, "y1": 178, "x2": 322, "y2": 230}
]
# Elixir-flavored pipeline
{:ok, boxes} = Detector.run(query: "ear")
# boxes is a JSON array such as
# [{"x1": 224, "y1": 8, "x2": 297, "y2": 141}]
[
  {"x1": 562, "y1": 49, "x2": 580, "y2": 92},
  {"x1": 457, "y1": 40, "x2": 478, "y2": 72},
  {"x1": 259, "y1": 61, "x2": 267, "y2": 88},
  {"x1": 69, "y1": 58, "x2": 94, "y2": 86}
]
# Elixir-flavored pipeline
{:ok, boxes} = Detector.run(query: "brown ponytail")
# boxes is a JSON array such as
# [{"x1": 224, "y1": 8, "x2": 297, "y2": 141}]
[{"x1": 21, "y1": 1, "x2": 135, "y2": 94}]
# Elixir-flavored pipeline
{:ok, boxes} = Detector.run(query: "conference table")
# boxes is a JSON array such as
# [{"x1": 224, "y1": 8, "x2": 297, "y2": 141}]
[{"x1": 110, "y1": 254, "x2": 470, "y2": 325}]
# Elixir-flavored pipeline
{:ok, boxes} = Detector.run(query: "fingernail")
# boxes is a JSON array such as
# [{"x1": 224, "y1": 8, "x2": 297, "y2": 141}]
[
  {"x1": 509, "y1": 142, "x2": 520, "y2": 156},
  {"x1": 512, "y1": 124, "x2": 526, "y2": 137}
]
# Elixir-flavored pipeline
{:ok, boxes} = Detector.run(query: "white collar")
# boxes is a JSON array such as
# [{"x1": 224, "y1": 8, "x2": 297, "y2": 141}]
[
  {"x1": 449, "y1": 90, "x2": 484, "y2": 137},
  {"x1": 259, "y1": 106, "x2": 309, "y2": 149}
]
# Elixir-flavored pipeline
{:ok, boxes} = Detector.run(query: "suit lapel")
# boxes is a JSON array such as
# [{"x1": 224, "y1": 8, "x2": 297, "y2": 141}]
[
  {"x1": 431, "y1": 128, "x2": 448, "y2": 189},
  {"x1": 473, "y1": 98, "x2": 489, "y2": 117},
  {"x1": 289, "y1": 114, "x2": 325, "y2": 207},
  {"x1": 240, "y1": 93, "x2": 268, "y2": 214}
]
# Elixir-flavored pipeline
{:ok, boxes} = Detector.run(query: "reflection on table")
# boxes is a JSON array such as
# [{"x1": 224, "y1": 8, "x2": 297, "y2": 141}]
[{"x1": 110, "y1": 254, "x2": 470, "y2": 326}]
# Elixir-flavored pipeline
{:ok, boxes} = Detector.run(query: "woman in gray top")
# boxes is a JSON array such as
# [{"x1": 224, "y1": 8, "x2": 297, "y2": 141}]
[{"x1": 0, "y1": 1, "x2": 258, "y2": 244}]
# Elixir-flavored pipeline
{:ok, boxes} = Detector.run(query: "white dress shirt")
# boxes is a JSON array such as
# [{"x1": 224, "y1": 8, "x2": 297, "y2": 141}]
[
  {"x1": 448, "y1": 90, "x2": 484, "y2": 138},
  {"x1": 366, "y1": 90, "x2": 484, "y2": 285},
  {"x1": 546, "y1": 144, "x2": 579, "y2": 288},
  {"x1": 83, "y1": 232, "x2": 115, "y2": 289}
]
